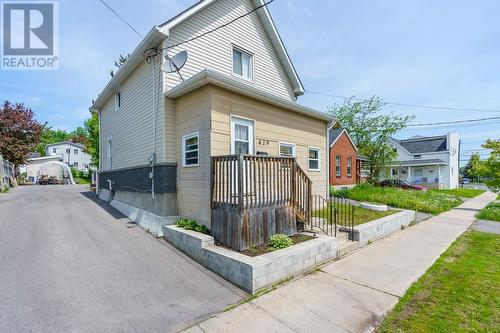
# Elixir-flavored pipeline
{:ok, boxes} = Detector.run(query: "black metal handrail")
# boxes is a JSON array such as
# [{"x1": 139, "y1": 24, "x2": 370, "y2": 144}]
[{"x1": 310, "y1": 193, "x2": 355, "y2": 239}]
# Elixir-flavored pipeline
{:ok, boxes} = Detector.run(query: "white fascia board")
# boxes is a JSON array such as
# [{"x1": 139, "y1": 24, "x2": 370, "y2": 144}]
[
  {"x1": 92, "y1": 27, "x2": 167, "y2": 110},
  {"x1": 165, "y1": 69, "x2": 331, "y2": 122}
]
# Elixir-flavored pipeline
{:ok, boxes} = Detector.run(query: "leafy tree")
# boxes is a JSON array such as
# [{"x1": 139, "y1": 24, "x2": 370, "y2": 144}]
[
  {"x1": 36, "y1": 125, "x2": 70, "y2": 155},
  {"x1": 481, "y1": 139, "x2": 499, "y2": 192},
  {"x1": 328, "y1": 96, "x2": 414, "y2": 183},
  {"x1": 84, "y1": 111, "x2": 99, "y2": 167},
  {"x1": 0, "y1": 101, "x2": 43, "y2": 166},
  {"x1": 463, "y1": 152, "x2": 483, "y2": 181}
]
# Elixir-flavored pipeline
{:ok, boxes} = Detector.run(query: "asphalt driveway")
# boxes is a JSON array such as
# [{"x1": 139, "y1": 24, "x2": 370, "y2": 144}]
[{"x1": 0, "y1": 185, "x2": 245, "y2": 333}]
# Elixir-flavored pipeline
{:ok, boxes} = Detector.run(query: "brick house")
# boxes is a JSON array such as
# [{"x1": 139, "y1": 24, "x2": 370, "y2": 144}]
[{"x1": 329, "y1": 126, "x2": 366, "y2": 189}]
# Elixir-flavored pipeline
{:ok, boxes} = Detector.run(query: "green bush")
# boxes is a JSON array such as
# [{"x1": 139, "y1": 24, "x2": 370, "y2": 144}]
[
  {"x1": 476, "y1": 201, "x2": 500, "y2": 222},
  {"x1": 176, "y1": 218, "x2": 210, "y2": 234},
  {"x1": 268, "y1": 234, "x2": 293, "y2": 250}
]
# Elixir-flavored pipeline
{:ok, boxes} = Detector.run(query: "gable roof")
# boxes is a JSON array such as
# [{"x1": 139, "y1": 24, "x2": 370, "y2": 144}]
[
  {"x1": 391, "y1": 135, "x2": 448, "y2": 154},
  {"x1": 165, "y1": 69, "x2": 330, "y2": 121},
  {"x1": 329, "y1": 127, "x2": 358, "y2": 151},
  {"x1": 45, "y1": 141, "x2": 86, "y2": 149},
  {"x1": 160, "y1": 0, "x2": 304, "y2": 96}
]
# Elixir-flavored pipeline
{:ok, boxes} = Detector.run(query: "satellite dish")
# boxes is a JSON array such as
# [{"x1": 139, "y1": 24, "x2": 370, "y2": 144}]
[{"x1": 161, "y1": 50, "x2": 188, "y2": 74}]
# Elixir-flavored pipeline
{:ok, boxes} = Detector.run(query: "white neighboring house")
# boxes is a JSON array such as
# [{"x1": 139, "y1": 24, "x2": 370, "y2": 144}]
[
  {"x1": 45, "y1": 141, "x2": 92, "y2": 173},
  {"x1": 384, "y1": 132, "x2": 460, "y2": 189}
]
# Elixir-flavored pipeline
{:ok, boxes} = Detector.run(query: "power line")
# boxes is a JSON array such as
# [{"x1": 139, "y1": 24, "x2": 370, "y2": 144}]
[
  {"x1": 407, "y1": 116, "x2": 500, "y2": 127},
  {"x1": 97, "y1": 0, "x2": 143, "y2": 38},
  {"x1": 306, "y1": 91, "x2": 500, "y2": 113},
  {"x1": 157, "y1": 0, "x2": 274, "y2": 52}
]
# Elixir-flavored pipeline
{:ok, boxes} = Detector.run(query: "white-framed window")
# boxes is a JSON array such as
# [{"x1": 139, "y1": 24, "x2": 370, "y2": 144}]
[
  {"x1": 230, "y1": 116, "x2": 255, "y2": 155},
  {"x1": 347, "y1": 156, "x2": 352, "y2": 177},
  {"x1": 335, "y1": 155, "x2": 341, "y2": 177},
  {"x1": 74, "y1": 149, "x2": 79, "y2": 154},
  {"x1": 115, "y1": 90, "x2": 121, "y2": 110},
  {"x1": 279, "y1": 142, "x2": 296, "y2": 157},
  {"x1": 232, "y1": 46, "x2": 253, "y2": 81},
  {"x1": 107, "y1": 139, "x2": 113, "y2": 170},
  {"x1": 73, "y1": 162, "x2": 79, "y2": 168},
  {"x1": 308, "y1": 147, "x2": 320, "y2": 171},
  {"x1": 182, "y1": 132, "x2": 199, "y2": 167},
  {"x1": 66, "y1": 148, "x2": 70, "y2": 154},
  {"x1": 52, "y1": 148, "x2": 57, "y2": 154}
]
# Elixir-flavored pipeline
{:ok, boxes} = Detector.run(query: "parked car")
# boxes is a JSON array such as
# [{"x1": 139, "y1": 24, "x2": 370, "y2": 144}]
[
  {"x1": 461, "y1": 177, "x2": 470, "y2": 185},
  {"x1": 380, "y1": 179, "x2": 428, "y2": 191}
]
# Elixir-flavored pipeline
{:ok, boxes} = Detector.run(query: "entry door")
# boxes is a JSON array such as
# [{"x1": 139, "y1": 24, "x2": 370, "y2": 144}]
[{"x1": 231, "y1": 117, "x2": 254, "y2": 155}]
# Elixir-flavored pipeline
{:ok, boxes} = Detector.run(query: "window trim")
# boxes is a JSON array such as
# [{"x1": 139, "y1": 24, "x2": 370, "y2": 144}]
[
  {"x1": 279, "y1": 142, "x2": 296, "y2": 158},
  {"x1": 107, "y1": 138, "x2": 113, "y2": 170},
  {"x1": 231, "y1": 45, "x2": 254, "y2": 82},
  {"x1": 308, "y1": 146, "x2": 321, "y2": 172},
  {"x1": 230, "y1": 115, "x2": 255, "y2": 155},
  {"x1": 182, "y1": 132, "x2": 200, "y2": 168},
  {"x1": 347, "y1": 156, "x2": 352, "y2": 178},
  {"x1": 335, "y1": 154, "x2": 341, "y2": 178},
  {"x1": 115, "y1": 90, "x2": 122, "y2": 111}
]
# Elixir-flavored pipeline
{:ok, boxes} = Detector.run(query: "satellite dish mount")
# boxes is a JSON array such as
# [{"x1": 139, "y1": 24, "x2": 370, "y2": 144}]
[{"x1": 162, "y1": 50, "x2": 188, "y2": 81}]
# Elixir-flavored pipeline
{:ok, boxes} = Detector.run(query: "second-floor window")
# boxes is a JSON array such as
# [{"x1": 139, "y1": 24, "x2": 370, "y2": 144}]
[
  {"x1": 232, "y1": 47, "x2": 253, "y2": 81},
  {"x1": 52, "y1": 148, "x2": 57, "y2": 154},
  {"x1": 66, "y1": 148, "x2": 70, "y2": 154},
  {"x1": 115, "y1": 91, "x2": 121, "y2": 110},
  {"x1": 74, "y1": 149, "x2": 79, "y2": 154},
  {"x1": 335, "y1": 155, "x2": 341, "y2": 177}
]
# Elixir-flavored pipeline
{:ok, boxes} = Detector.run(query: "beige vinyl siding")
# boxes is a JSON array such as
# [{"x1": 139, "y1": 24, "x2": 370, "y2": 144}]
[
  {"x1": 99, "y1": 57, "x2": 164, "y2": 171},
  {"x1": 175, "y1": 87, "x2": 212, "y2": 226},
  {"x1": 210, "y1": 86, "x2": 329, "y2": 198},
  {"x1": 163, "y1": 0, "x2": 296, "y2": 101}
]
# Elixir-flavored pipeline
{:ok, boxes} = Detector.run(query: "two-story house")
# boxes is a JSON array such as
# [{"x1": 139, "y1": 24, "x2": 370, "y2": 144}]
[
  {"x1": 93, "y1": 0, "x2": 332, "y2": 250},
  {"x1": 46, "y1": 141, "x2": 92, "y2": 173},
  {"x1": 384, "y1": 132, "x2": 460, "y2": 189}
]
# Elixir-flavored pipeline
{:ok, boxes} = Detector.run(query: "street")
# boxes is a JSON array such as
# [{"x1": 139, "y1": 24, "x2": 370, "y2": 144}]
[{"x1": 0, "y1": 185, "x2": 244, "y2": 333}]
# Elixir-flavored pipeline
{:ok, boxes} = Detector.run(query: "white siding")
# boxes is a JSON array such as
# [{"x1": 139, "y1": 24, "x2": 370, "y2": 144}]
[
  {"x1": 46, "y1": 143, "x2": 92, "y2": 172},
  {"x1": 163, "y1": 0, "x2": 296, "y2": 101},
  {"x1": 99, "y1": 57, "x2": 164, "y2": 170}
]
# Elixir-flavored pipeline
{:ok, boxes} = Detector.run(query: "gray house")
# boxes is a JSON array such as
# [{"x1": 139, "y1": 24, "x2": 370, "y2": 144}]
[{"x1": 93, "y1": 0, "x2": 332, "y2": 239}]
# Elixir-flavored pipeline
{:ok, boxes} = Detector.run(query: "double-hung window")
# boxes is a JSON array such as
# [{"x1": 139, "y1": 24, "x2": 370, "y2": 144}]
[
  {"x1": 335, "y1": 155, "x2": 341, "y2": 177},
  {"x1": 232, "y1": 47, "x2": 253, "y2": 80},
  {"x1": 182, "y1": 132, "x2": 199, "y2": 167},
  {"x1": 308, "y1": 147, "x2": 320, "y2": 171},
  {"x1": 347, "y1": 157, "x2": 352, "y2": 177},
  {"x1": 115, "y1": 91, "x2": 121, "y2": 110},
  {"x1": 74, "y1": 149, "x2": 79, "y2": 154},
  {"x1": 279, "y1": 142, "x2": 296, "y2": 157},
  {"x1": 66, "y1": 148, "x2": 70, "y2": 154},
  {"x1": 52, "y1": 148, "x2": 57, "y2": 154}
]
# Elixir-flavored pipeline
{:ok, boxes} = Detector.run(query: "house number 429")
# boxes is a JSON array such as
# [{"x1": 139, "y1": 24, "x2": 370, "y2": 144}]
[{"x1": 258, "y1": 139, "x2": 270, "y2": 146}]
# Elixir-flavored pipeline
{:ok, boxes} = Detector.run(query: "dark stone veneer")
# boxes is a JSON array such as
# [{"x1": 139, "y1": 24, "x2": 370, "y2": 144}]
[{"x1": 99, "y1": 163, "x2": 177, "y2": 193}]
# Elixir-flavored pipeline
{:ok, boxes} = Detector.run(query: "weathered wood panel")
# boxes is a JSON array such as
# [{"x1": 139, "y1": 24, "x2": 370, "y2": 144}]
[{"x1": 212, "y1": 204, "x2": 296, "y2": 251}]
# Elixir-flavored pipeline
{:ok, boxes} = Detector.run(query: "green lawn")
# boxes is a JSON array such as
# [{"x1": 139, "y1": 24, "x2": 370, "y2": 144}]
[
  {"x1": 313, "y1": 203, "x2": 397, "y2": 226},
  {"x1": 431, "y1": 188, "x2": 485, "y2": 198},
  {"x1": 73, "y1": 177, "x2": 91, "y2": 185},
  {"x1": 378, "y1": 231, "x2": 500, "y2": 333},
  {"x1": 476, "y1": 201, "x2": 500, "y2": 222},
  {"x1": 334, "y1": 184, "x2": 463, "y2": 214}
]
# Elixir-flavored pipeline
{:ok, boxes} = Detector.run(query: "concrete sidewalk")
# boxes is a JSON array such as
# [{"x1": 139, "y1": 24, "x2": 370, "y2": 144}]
[{"x1": 183, "y1": 191, "x2": 497, "y2": 333}]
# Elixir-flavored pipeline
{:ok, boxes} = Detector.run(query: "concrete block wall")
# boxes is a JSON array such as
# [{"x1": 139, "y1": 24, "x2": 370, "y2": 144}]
[
  {"x1": 352, "y1": 210, "x2": 416, "y2": 246},
  {"x1": 163, "y1": 225, "x2": 338, "y2": 294}
]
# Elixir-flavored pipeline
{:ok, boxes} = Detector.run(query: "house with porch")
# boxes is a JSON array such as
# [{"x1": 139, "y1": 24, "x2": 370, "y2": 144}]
[
  {"x1": 93, "y1": 0, "x2": 334, "y2": 250},
  {"x1": 384, "y1": 132, "x2": 460, "y2": 189}
]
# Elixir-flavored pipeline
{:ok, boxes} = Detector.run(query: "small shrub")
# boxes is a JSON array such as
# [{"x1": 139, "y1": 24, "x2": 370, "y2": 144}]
[
  {"x1": 268, "y1": 234, "x2": 293, "y2": 250},
  {"x1": 176, "y1": 218, "x2": 210, "y2": 234}
]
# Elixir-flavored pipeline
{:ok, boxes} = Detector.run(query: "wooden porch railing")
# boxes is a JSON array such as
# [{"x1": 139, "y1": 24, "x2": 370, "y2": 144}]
[{"x1": 210, "y1": 155, "x2": 312, "y2": 220}]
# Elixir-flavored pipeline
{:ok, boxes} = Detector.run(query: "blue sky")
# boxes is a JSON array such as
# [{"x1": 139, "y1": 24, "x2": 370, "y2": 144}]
[{"x1": 1, "y1": 0, "x2": 499, "y2": 165}]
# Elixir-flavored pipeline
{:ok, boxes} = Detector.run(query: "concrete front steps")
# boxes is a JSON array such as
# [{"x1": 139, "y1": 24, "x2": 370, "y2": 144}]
[{"x1": 307, "y1": 226, "x2": 360, "y2": 259}]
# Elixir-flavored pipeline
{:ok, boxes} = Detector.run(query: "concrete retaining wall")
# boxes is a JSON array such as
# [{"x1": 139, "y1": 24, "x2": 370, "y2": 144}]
[
  {"x1": 352, "y1": 210, "x2": 416, "y2": 246},
  {"x1": 163, "y1": 225, "x2": 338, "y2": 294},
  {"x1": 110, "y1": 200, "x2": 177, "y2": 237}
]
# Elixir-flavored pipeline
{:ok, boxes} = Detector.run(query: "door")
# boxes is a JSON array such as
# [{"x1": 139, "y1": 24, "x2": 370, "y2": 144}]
[
  {"x1": 230, "y1": 117, "x2": 255, "y2": 196},
  {"x1": 231, "y1": 117, "x2": 255, "y2": 155}
]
